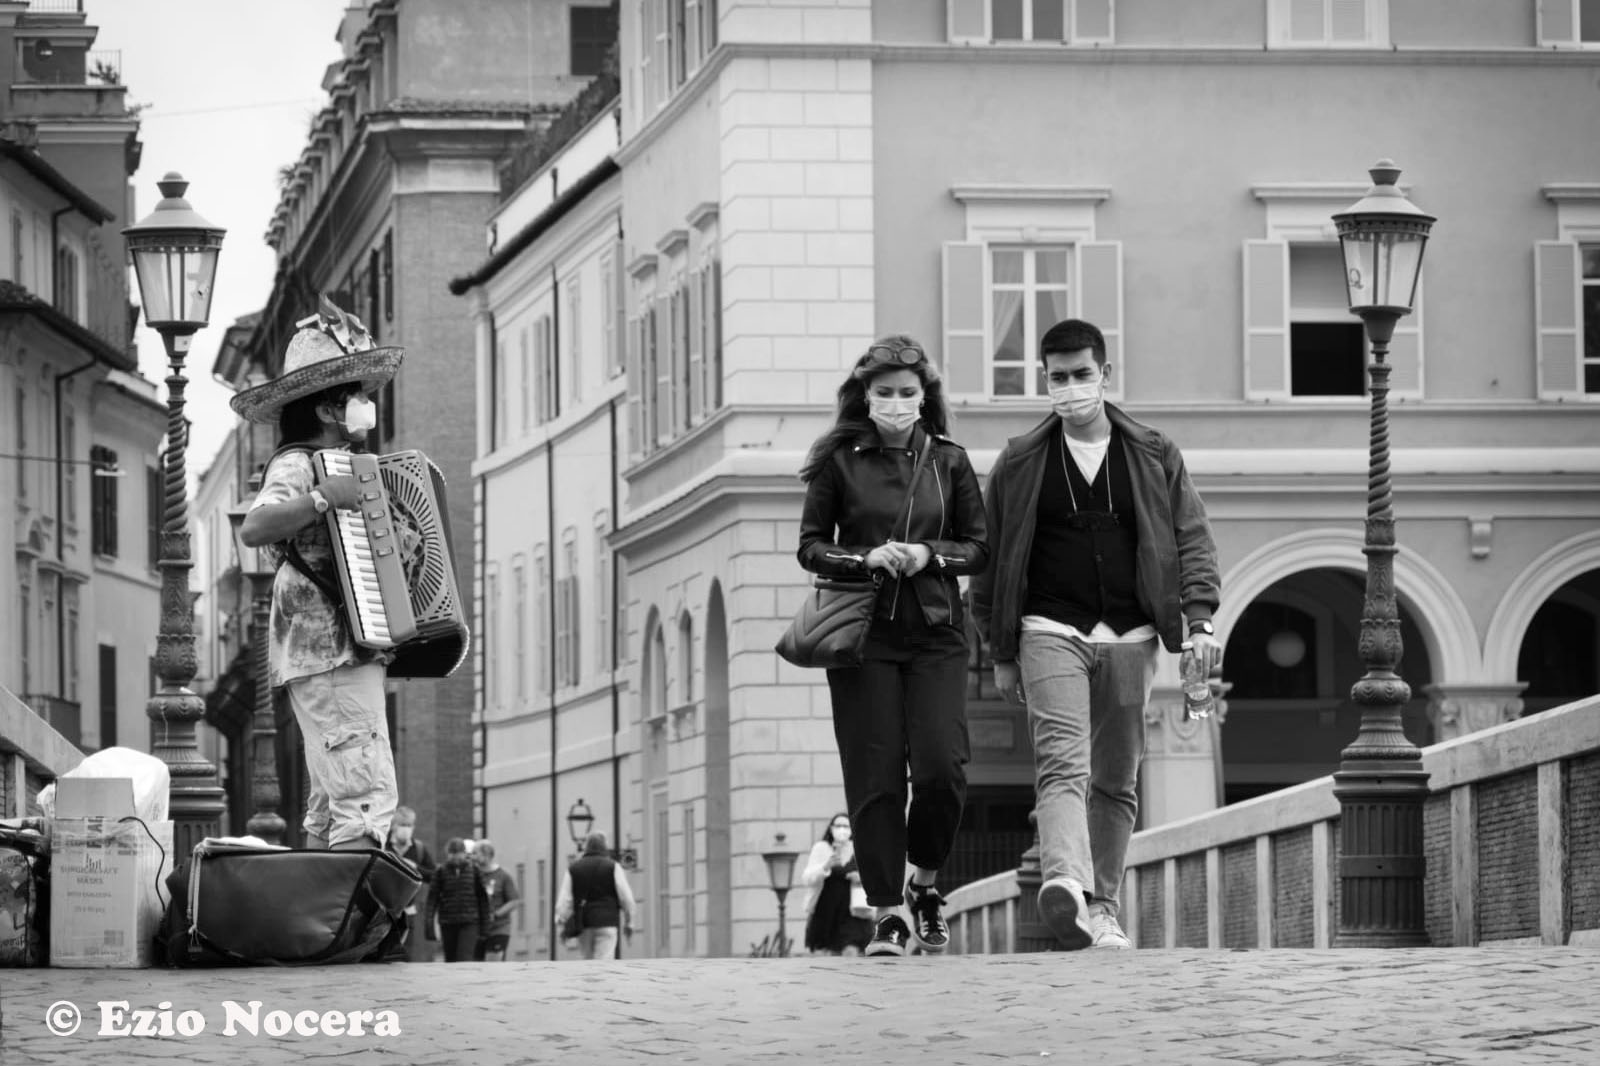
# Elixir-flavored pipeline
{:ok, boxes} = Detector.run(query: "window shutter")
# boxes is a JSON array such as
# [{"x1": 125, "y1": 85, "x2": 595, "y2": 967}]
[
  {"x1": 709, "y1": 257, "x2": 723, "y2": 410},
  {"x1": 1329, "y1": 0, "x2": 1367, "y2": 42},
  {"x1": 1535, "y1": 240, "x2": 1582, "y2": 398},
  {"x1": 1538, "y1": 0, "x2": 1576, "y2": 46},
  {"x1": 1243, "y1": 240, "x2": 1291, "y2": 400},
  {"x1": 653, "y1": 300, "x2": 671, "y2": 446},
  {"x1": 613, "y1": 240, "x2": 627, "y2": 377},
  {"x1": 625, "y1": 314, "x2": 642, "y2": 458},
  {"x1": 942, "y1": 241, "x2": 986, "y2": 395},
  {"x1": 948, "y1": 0, "x2": 987, "y2": 43},
  {"x1": 1073, "y1": 0, "x2": 1114, "y2": 42},
  {"x1": 1076, "y1": 241, "x2": 1124, "y2": 402},
  {"x1": 1288, "y1": 0, "x2": 1324, "y2": 41},
  {"x1": 687, "y1": 268, "x2": 704, "y2": 423},
  {"x1": 1389, "y1": 314, "x2": 1423, "y2": 400}
]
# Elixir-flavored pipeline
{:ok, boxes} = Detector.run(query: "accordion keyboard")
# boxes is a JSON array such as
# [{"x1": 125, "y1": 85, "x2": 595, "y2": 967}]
[{"x1": 314, "y1": 451, "x2": 418, "y2": 649}]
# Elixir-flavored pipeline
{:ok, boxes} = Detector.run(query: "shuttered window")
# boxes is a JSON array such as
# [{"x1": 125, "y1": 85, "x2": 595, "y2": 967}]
[
  {"x1": 942, "y1": 239, "x2": 1123, "y2": 401},
  {"x1": 1534, "y1": 241, "x2": 1598, "y2": 399},
  {"x1": 1243, "y1": 239, "x2": 1422, "y2": 401},
  {"x1": 1268, "y1": 0, "x2": 1387, "y2": 46},
  {"x1": 1538, "y1": 0, "x2": 1600, "y2": 46},
  {"x1": 947, "y1": 0, "x2": 1114, "y2": 44}
]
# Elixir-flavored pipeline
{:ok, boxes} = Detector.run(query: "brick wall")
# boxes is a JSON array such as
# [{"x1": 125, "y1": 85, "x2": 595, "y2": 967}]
[
  {"x1": 1222, "y1": 842, "x2": 1256, "y2": 948},
  {"x1": 1177, "y1": 852, "x2": 1207, "y2": 947},
  {"x1": 1137, "y1": 867, "x2": 1163, "y2": 949},
  {"x1": 1423, "y1": 793, "x2": 1452, "y2": 946},
  {"x1": 1567, "y1": 752, "x2": 1600, "y2": 932},
  {"x1": 1476, "y1": 770, "x2": 1539, "y2": 942},
  {"x1": 1273, "y1": 828, "x2": 1313, "y2": 948}
]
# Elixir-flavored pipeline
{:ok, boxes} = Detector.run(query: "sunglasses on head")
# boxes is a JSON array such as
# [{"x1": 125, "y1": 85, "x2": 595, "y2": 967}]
[{"x1": 864, "y1": 342, "x2": 926, "y2": 368}]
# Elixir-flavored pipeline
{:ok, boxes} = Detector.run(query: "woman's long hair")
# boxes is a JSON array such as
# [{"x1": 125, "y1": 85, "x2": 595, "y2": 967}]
[
  {"x1": 821, "y1": 811, "x2": 851, "y2": 845},
  {"x1": 798, "y1": 334, "x2": 950, "y2": 482}
]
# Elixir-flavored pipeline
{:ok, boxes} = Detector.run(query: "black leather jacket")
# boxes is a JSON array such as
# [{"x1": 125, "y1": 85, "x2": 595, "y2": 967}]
[{"x1": 797, "y1": 425, "x2": 989, "y2": 629}]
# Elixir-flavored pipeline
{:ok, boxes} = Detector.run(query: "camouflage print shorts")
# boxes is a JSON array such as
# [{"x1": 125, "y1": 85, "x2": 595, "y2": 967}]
[{"x1": 285, "y1": 662, "x2": 397, "y2": 848}]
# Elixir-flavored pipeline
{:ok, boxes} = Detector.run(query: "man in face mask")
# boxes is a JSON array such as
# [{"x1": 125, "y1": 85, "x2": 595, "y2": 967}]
[
  {"x1": 234, "y1": 297, "x2": 403, "y2": 851},
  {"x1": 970, "y1": 318, "x2": 1222, "y2": 952}
]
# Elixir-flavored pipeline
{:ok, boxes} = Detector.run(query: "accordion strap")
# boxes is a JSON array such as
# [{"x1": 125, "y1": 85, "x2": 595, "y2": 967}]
[{"x1": 264, "y1": 442, "x2": 347, "y2": 612}]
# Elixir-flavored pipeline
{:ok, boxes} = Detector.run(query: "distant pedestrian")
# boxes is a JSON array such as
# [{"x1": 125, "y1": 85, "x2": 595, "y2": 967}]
[
  {"x1": 556, "y1": 831, "x2": 637, "y2": 960},
  {"x1": 384, "y1": 805, "x2": 436, "y2": 960},
  {"x1": 796, "y1": 334, "x2": 989, "y2": 957},
  {"x1": 427, "y1": 837, "x2": 488, "y2": 962},
  {"x1": 473, "y1": 840, "x2": 520, "y2": 960},
  {"x1": 801, "y1": 813, "x2": 873, "y2": 956},
  {"x1": 971, "y1": 318, "x2": 1223, "y2": 951}
]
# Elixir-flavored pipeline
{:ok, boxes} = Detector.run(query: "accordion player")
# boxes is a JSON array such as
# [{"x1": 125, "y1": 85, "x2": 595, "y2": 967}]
[{"x1": 312, "y1": 448, "x2": 470, "y2": 679}]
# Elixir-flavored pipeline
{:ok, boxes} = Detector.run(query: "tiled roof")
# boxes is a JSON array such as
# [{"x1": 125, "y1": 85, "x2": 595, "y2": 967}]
[{"x1": 0, "y1": 280, "x2": 134, "y2": 371}]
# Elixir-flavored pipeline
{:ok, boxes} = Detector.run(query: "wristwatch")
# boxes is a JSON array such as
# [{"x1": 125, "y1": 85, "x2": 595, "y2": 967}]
[
  {"x1": 309, "y1": 489, "x2": 331, "y2": 515},
  {"x1": 1189, "y1": 620, "x2": 1215, "y2": 637}
]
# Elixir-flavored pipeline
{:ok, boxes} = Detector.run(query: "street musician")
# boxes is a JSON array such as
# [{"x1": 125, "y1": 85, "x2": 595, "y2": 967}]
[{"x1": 232, "y1": 298, "x2": 404, "y2": 852}]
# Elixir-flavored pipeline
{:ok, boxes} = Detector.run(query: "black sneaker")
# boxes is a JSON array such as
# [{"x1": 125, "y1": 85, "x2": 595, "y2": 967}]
[
  {"x1": 864, "y1": 914, "x2": 911, "y2": 957},
  {"x1": 904, "y1": 883, "x2": 949, "y2": 954}
]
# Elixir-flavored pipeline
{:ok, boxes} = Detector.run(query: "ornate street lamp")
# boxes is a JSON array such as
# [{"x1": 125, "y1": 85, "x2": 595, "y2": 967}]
[
  {"x1": 1330, "y1": 159, "x2": 1436, "y2": 947},
  {"x1": 124, "y1": 172, "x2": 227, "y2": 853},
  {"x1": 760, "y1": 832, "x2": 801, "y2": 957},
  {"x1": 228, "y1": 495, "x2": 285, "y2": 845},
  {"x1": 566, "y1": 798, "x2": 595, "y2": 849}
]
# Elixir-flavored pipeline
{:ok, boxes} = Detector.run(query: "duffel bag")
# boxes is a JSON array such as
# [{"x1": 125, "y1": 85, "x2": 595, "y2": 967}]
[{"x1": 158, "y1": 841, "x2": 421, "y2": 967}]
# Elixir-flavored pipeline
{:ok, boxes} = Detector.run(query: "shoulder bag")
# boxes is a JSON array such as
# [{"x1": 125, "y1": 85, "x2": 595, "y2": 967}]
[{"x1": 776, "y1": 433, "x2": 932, "y2": 669}]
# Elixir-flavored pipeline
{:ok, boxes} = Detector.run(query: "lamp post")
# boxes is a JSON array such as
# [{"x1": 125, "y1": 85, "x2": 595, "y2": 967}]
[
  {"x1": 1329, "y1": 159, "x2": 1436, "y2": 947},
  {"x1": 228, "y1": 495, "x2": 285, "y2": 845},
  {"x1": 760, "y1": 832, "x2": 800, "y2": 957},
  {"x1": 124, "y1": 172, "x2": 227, "y2": 854},
  {"x1": 566, "y1": 798, "x2": 595, "y2": 852}
]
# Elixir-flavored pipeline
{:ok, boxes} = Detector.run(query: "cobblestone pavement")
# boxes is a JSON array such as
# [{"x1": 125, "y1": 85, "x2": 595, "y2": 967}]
[{"x1": 2, "y1": 948, "x2": 1597, "y2": 1065}]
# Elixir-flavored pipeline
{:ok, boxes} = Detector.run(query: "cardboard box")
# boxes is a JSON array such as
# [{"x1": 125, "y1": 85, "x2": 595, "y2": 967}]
[{"x1": 49, "y1": 778, "x2": 172, "y2": 968}]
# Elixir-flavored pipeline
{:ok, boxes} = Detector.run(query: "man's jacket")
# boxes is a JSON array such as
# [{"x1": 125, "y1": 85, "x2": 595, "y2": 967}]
[
  {"x1": 798, "y1": 424, "x2": 989, "y2": 629},
  {"x1": 970, "y1": 405, "x2": 1219, "y2": 661}
]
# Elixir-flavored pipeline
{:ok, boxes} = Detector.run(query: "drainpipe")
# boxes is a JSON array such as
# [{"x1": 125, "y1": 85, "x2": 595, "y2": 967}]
[
  {"x1": 609, "y1": 397, "x2": 621, "y2": 875},
  {"x1": 547, "y1": 440, "x2": 558, "y2": 961}
]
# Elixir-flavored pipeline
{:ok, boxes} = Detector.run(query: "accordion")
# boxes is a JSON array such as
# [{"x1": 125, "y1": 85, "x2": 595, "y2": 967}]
[{"x1": 312, "y1": 449, "x2": 470, "y2": 679}]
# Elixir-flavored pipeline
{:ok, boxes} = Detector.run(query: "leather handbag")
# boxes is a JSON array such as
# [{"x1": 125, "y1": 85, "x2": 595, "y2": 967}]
[
  {"x1": 158, "y1": 842, "x2": 422, "y2": 967},
  {"x1": 776, "y1": 434, "x2": 932, "y2": 669}
]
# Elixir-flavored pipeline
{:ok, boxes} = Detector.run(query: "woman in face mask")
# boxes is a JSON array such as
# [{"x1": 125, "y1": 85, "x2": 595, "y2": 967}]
[
  {"x1": 795, "y1": 335, "x2": 990, "y2": 958},
  {"x1": 801, "y1": 813, "x2": 873, "y2": 955}
]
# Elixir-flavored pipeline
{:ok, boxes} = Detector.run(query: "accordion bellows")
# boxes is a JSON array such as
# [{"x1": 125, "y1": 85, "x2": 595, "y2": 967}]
[{"x1": 313, "y1": 449, "x2": 470, "y2": 679}]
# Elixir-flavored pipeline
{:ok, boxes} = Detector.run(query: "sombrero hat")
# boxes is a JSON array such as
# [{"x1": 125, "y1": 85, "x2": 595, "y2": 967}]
[{"x1": 230, "y1": 296, "x2": 403, "y2": 424}]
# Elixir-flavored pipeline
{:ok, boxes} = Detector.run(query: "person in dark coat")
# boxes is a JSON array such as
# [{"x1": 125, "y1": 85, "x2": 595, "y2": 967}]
[
  {"x1": 556, "y1": 831, "x2": 637, "y2": 960},
  {"x1": 426, "y1": 837, "x2": 488, "y2": 962}
]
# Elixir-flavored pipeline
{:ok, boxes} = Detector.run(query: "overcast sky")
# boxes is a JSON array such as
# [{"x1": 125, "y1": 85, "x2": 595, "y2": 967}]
[{"x1": 88, "y1": 0, "x2": 349, "y2": 484}]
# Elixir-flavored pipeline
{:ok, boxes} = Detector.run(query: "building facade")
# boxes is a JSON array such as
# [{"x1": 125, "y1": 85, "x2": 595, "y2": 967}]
[
  {"x1": 469, "y1": 0, "x2": 1600, "y2": 958},
  {"x1": 232, "y1": 0, "x2": 617, "y2": 850},
  {"x1": 1, "y1": 0, "x2": 165, "y2": 810}
]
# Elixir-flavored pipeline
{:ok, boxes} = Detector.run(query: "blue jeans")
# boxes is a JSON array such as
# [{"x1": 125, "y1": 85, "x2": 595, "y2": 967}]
[{"x1": 1018, "y1": 631, "x2": 1158, "y2": 917}]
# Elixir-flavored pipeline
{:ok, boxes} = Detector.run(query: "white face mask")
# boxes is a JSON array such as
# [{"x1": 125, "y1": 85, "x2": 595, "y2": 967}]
[
  {"x1": 342, "y1": 395, "x2": 377, "y2": 433},
  {"x1": 868, "y1": 395, "x2": 920, "y2": 434},
  {"x1": 1048, "y1": 376, "x2": 1104, "y2": 425},
  {"x1": 832, "y1": 825, "x2": 851, "y2": 843}
]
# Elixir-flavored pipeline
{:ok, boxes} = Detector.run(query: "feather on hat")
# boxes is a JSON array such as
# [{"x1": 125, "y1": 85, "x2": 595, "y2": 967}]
[{"x1": 229, "y1": 296, "x2": 403, "y2": 424}]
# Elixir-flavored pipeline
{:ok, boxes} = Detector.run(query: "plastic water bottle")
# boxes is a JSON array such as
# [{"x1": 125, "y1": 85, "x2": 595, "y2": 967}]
[{"x1": 1180, "y1": 642, "x2": 1214, "y2": 721}]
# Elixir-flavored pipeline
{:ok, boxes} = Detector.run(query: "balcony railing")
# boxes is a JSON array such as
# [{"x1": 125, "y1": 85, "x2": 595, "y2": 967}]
[{"x1": 26, "y1": 1, "x2": 85, "y2": 13}]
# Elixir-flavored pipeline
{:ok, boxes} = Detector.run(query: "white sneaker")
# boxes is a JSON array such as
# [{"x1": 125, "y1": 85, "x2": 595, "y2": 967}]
[
  {"x1": 1090, "y1": 911, "x2": 1132, "y2": 949},
  {"x1": 1036, "y1": 877, "x2": 1094, "y2": 950}
]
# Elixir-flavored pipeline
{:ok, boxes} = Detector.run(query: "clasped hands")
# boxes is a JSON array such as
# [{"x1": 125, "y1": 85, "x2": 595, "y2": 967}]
[{"x1": 865, "y1": 541, "x2": 931, "y2": 577}]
